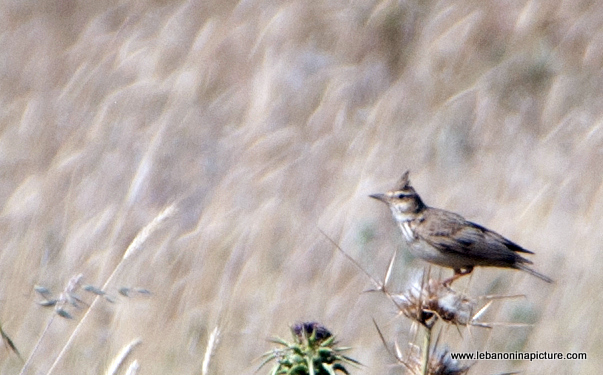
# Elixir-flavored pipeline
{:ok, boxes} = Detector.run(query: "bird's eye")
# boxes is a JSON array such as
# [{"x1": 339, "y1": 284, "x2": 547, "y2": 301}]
[{"x1": 396, "y1": 192, "x2": 407, "y2": 199}]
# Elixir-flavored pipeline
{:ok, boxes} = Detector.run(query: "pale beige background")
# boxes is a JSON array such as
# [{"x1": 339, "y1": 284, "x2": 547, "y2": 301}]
[{"x1": 0, "y1": 1, "x2": 601, "y2": 374}]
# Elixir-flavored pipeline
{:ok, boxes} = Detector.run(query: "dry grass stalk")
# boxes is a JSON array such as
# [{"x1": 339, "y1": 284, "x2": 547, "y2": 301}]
[
  {"x1": 201, "y1": 326, "x2": 220, "y2": 375},
  {"x1": 124, "y1": 360, "x2": 140, "y2": 375},
  {"x1": 105, "y1": 338, "x2": 142, "y2": 375},
  {"x1": 20, "y1": 274, "x2": 87, "y2": 375},
  {"x1": 122, "y1": 203, "x2": 177, "y2": 260},
  {"x1": 44, "y1": 204, "x2": 176, "y2": 375}
]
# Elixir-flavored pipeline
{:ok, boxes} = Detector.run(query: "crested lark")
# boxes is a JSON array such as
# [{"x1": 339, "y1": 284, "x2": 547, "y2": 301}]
[{"x1": 370, "y1": 171, "x2": 552, "y2": 285}]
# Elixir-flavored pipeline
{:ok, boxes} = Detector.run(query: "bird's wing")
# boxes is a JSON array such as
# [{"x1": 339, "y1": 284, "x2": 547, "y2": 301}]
[{"x1": 415, "y1": 209, "x2": 533, "y2": 264}]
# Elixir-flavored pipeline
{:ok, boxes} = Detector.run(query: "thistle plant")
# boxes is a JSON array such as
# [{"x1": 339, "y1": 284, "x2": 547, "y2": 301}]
[
  {"x1": 373, "y1": 272, "x2": 478, "y2": 375},
  {"x1": 377, "y1": 270, "x2": 529, "y2": 374},
  {"x1": 397, "y1": 342, "x2": 472, "y2": 375},
  {"x1": 259, "y1": 322, "x2": 360, "y2": 375},
  {"x1": 392, "y1": 275, "x2": 479, "y2": 329},
  {"x1": 322, "y1": 231, "x2": 530, "y2": 374}
]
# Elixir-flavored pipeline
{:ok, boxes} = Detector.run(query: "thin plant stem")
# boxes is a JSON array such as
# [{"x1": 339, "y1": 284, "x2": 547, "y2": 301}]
[
  {"x1": 44, "y1": 204, "x2": 175, "y2": 375},
  {"x1": 18, "y1": 315, "x2": 56, "y2": 375},
  {"x1": 45, "y1": 261, "x2": 126, "y2": 375},
  {"x1": 421, "y1": 326, "x2": 431, "y2": 375}
]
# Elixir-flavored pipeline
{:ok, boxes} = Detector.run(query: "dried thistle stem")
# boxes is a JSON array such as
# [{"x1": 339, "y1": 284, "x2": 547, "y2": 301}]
[{"x1": 421, "y1": 327, "x2": 431, "y2": 375}]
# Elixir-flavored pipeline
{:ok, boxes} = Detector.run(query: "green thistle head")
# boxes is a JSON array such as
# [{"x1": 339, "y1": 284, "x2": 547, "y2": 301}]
[{"x1": 259, "y1": 322, "x2": 360, "y2": 375}]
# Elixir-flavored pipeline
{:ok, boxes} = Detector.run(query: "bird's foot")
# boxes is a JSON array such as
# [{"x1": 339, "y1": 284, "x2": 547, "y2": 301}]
[{"x1": 442, "y1": 266, "x2": 473, "y2": 287}]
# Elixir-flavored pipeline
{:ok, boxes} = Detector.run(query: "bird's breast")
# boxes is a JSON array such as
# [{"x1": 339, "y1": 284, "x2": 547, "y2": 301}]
[{"x1": 398, "y1": 221, "x2": 416, "y2": 242}]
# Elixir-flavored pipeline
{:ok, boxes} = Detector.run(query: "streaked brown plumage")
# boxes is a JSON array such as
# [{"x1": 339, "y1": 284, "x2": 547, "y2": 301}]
[{"x1": 370, "y1": 171, "x2": 552, "y2": 285}]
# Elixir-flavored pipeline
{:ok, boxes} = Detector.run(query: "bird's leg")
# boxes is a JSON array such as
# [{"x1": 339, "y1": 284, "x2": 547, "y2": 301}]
[{"x1": 442, "y1": 266, "x2": 474, "y2": 287}]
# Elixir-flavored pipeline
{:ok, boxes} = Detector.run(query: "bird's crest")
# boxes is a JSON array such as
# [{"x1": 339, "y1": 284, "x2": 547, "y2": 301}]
[{"x1": 395, "y1": 170, "x2": 412, "y2": 191}]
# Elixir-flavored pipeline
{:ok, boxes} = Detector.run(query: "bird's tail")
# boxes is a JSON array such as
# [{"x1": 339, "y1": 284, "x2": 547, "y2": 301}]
[{"x1": 516, "y1": 263, "x2": 553, "y2": 283}]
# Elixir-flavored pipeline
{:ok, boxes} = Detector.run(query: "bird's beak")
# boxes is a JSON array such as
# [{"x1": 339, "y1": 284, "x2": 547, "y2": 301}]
[{"x1": 369, "y1": 193, "x2": 388, "y2": 203}]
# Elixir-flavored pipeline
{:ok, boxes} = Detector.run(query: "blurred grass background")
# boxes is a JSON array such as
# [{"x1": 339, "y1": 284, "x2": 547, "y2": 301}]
[{"x1": 0, "y1": 0, "x2": 601, "y2": 373}]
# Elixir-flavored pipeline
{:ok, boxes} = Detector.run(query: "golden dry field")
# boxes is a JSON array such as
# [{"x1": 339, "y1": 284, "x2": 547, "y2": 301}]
[{"x1": 0, "y1": 1, "x2": 602, "y2": 374}]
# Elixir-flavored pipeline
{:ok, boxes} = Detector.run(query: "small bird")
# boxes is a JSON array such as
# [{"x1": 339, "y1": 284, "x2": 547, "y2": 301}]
[{"x1": 370, "y1": 171, "x2": 552, "y2": 285}]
